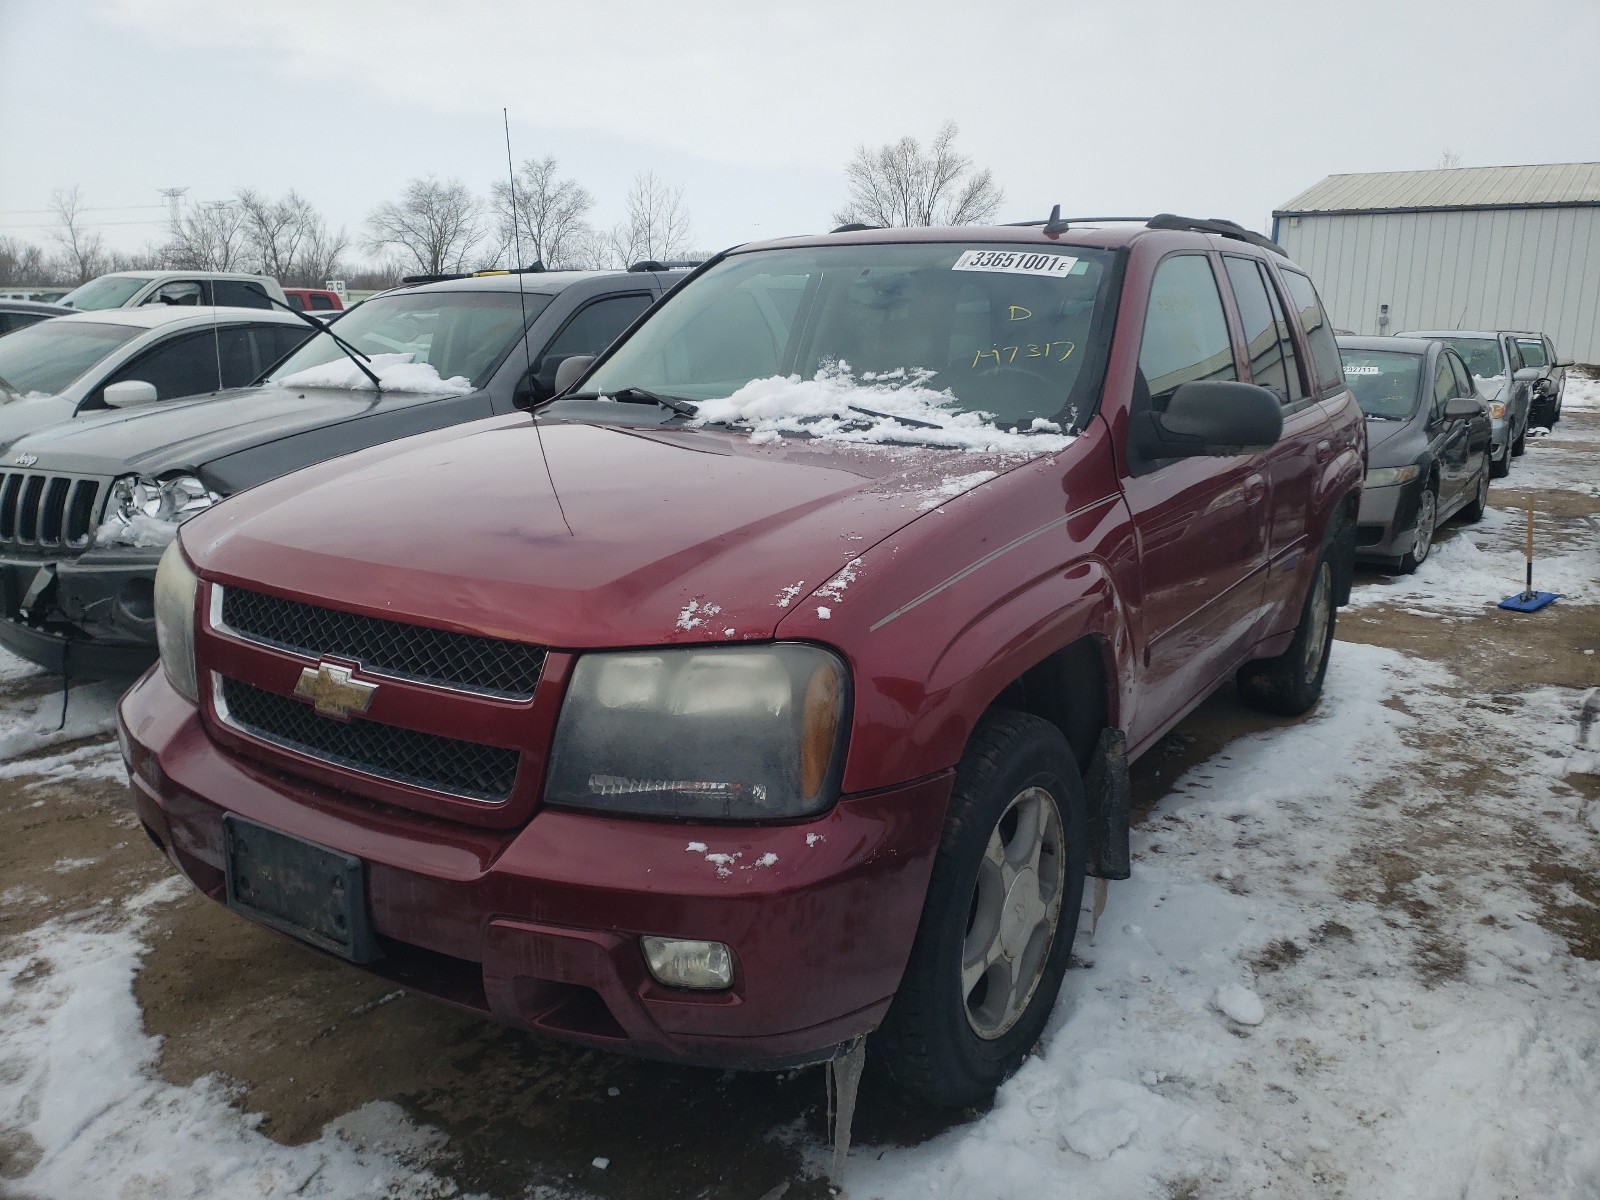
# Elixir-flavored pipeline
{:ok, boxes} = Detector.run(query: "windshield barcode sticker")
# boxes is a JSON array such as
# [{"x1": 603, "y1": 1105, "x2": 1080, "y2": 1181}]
[{"x1": 952, "y1": 250, "x2": 1080, "y2": 278}]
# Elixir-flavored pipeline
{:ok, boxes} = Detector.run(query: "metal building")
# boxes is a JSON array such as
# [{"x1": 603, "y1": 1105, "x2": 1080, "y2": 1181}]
[{"x1": 1273, "y1": 163, "x2": 1600, "y2": 363}]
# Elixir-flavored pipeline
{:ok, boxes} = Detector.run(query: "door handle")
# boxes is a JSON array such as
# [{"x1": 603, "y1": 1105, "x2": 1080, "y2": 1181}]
[
  {"x1": 1244, "y1": 474, "x2": 1267, "y2": 503},
  {"x1": 1315, "y1": 439, "x2": 1332, "y2": 464}
]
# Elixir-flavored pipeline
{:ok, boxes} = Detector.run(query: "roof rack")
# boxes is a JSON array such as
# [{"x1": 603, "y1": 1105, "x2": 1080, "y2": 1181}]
[
  {"x1": 1003, "y1": 204, "x2": 1071, "y2": 235},
  {"x1": 628, "y1": 259, "x2": 703, "y2": 272},
  {"x1": 472, "y1": 262, "x2": 545, "y2": 276},
  {"x1": 830, "y1": 222, "x2": 880, "y2": 234},
  {"x1": 1145, "y1": 214, "x2": 1283, "y2": 253},
  {"x1": 399, "y1": 272, "x2": 468, "y2": 285}
]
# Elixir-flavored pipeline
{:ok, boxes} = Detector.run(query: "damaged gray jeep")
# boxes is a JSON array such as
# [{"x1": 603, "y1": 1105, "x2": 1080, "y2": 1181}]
[{"x1": 0, "y1": 266, "x2": 682, "y2": 675}]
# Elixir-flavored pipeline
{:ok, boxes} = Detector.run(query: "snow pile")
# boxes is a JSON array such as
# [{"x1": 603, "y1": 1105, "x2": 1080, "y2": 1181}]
[
  {"x1": 1472, "y1": 373, "x2": 1507, "y2": 401},
  {"x1": 276, "y1": 352, "x2": 473, "y2": 394},
  {"x1": 0, "y1": 879, "x2": 471, "y2": 1199},
  {"x1": 0, "y1": 679, "x2": 122, "y2": 761},
  {"x1": 849, "y1": 643, "x2": 1600, "y2": 1199},
  {"x1": 1561, "y1": 369, "x2": 1600, "y2": 413},
  {"x1": 1348, "y1": 502, "x2": 1600, "y2": 610},
  {"x1": 689, "y1": 363, "x2": 1074, "y2": 453},
  {"x1": 915, "y1": 470, "x2": 1001, "y2": 511}
]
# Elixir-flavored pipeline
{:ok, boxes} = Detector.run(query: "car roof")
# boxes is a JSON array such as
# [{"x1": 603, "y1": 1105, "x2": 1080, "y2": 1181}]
[
  {"x1": 87, "y1": 269, "x2": 277, "y2": 283},
  {"x1": 737, "y1": 218, "x2": 1287, "y2": 258},
  {"x1": 47, "y1": 306, "x2": 308, "y2": 330},
  {"x1": 381, "y1": 269, "x2": 682, "y2": 298},
  {"x1": 1393, "y1": 329, "x2": 1502, "y2": 340},
  {"x1": 0, "y1": 299, "x2": 71, "y2": 315},
  {"x1": 1338, "y1": 335, "x2": 1435, "y2": 355}
]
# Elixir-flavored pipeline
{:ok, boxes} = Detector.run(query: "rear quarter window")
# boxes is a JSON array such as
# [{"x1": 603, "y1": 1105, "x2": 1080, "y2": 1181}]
[{"x1": 1278, "y1": 269, "x2": 1344, "y2": 395}]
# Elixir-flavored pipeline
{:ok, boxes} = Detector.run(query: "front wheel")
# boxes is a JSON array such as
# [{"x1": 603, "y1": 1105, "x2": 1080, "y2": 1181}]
[
  {"x1": 1397, "y1": 484, "x2": 1437, "y2": 574},
  {"x1": 1459, "y1": 462, "x2": 1490, "y2": 523},
  {"x1": 1512, "y1": 421, "x2": 1527, "y2": 457},
  {"x1": 873, "y1": 711, "x2": 1087, "y2": 1109},
  {"x1": 1237, "y1": 553, "x2": 1336, "y2": 716}
]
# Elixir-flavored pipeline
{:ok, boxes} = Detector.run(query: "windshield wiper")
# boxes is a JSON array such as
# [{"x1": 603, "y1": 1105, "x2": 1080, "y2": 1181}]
[
  {"x1": 244, "y1": 282, "x2": 383, "y2": 392},
  {"x1": 844, "y1": 403, "x2": 944, "y2": 430},
  {"x1": 567, "y1": 387, "x2": 698, "y2": 418}
]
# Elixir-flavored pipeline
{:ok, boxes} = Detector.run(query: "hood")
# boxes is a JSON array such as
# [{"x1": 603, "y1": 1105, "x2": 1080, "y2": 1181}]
[
  {"x1": 0, "y1": 393, "x2": 73, "y2": 451},
  {"x1": 4, "y1": 383, "x2": 477, "y2": 479},
  {"x1": 1363, "y1": 416, "x2": 1416, "y2": 456},
  {"x1": 1363, "y1": 415, "x2": 1422, "y2": 466},
  {"x1": 186, "y1": 418, "x2": 1044, "y2": 648}
]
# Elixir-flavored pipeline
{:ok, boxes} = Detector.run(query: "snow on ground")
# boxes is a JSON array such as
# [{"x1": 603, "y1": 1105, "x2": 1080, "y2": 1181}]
[
  {"x1": 0, "y1": 679, "x2": 122, "y2": 761},
  {"x1": 1561, "y1": 370, "x2": 1600, "y2": 413},
  {"x1": 275, "y1": 353, "x2": 473, "y2": 394},
  {"x1": 688, "y1": 363, "x2": 1074, "y2": 453},
  {"x1": 847, "y1": 643, "x2": 1600, "y2": 1199},
  {"x1": 0, "y1": 879, "x2": 475, "y2": 1200}
]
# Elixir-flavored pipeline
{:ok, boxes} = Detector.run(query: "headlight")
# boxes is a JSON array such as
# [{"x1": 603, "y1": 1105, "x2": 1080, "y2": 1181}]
[
  {"x1": 1364, "y1": 465, "x2": 1422, "y2": 488},
  {"x1": 1488, "y1": 402, "x2": 1507, "y2": 420},
  {"x1": 154, "y1": 540, "x2": 199, "y2": 704},
  {"x1": 545, "y1": 644, "x2": 850, "y2": 819},
  {"x1": 95, "y1": 474, "x2": 221, "y2": 548}
]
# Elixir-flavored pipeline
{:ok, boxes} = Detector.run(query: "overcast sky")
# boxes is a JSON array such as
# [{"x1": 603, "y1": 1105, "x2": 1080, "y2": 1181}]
[{"x1": 2, "y1": 0, "x2": 1597, "y2": 265}]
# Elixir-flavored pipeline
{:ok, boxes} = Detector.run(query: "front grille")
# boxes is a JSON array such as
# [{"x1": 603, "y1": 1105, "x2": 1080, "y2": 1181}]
[
  {"x1": 219, "y1": 587, "x2": 544, "y2": 698},
  {"x1": 0, "y1": 470, "x2": 104, "y2": 550},
  {"x1": 221, "y1": 677, "x2": 520, "y2": 802}
]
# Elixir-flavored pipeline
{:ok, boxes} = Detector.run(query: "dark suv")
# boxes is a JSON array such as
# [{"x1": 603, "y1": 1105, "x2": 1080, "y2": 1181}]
[
  {"x1": 122, "y1": 214, "x2": 1363, "y2": 1108},
  {"x1": 0, "y1": 267, "x2": 682, "y2": 675}
]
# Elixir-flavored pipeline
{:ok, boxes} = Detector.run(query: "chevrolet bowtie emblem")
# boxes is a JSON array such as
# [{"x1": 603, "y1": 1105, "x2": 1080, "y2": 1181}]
[{"x1": 293, "y1": 662, "x2": 377, "y2": 721}]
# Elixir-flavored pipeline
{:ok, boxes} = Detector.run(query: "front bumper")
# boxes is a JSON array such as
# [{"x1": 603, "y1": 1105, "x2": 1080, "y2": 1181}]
[
  {"x1": 119, "y1": 665, "x2": 952, "y2": 1070},
  {"x1": 0, "y1": 547, "x2": 163, "y2": 675},
  {"x1": 1355, "y1": 479, "x2": 1424, "y2": 562}
]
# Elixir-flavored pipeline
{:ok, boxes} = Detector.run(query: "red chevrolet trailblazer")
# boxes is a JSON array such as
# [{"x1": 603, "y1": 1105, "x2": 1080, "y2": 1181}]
[{"x1": 120, "y1": 213, "x2": 1364, "y2": 1108}]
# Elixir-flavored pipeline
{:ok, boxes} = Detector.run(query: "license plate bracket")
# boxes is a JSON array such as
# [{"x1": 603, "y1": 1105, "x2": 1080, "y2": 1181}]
[{"x1": 223, "y1": 815, "x2": 381, "y2": 962}]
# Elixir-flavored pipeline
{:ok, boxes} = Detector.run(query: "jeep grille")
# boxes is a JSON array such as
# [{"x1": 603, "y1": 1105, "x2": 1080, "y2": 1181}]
[{"x1": 0, "y1": 471, "x2": 104, "y2": 553}]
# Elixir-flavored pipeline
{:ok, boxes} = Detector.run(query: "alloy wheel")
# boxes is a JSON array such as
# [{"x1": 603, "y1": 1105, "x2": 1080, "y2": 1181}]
[
  {"x1": 1412, "y1": 488, "x2": 1437, "y2": 565},
  {"x1": 961, "y1": 785, "x2": 1066, "y2": 1040},
  {"x1": 1301, "y1": 561, "x2": 1333, "y2": 680}
]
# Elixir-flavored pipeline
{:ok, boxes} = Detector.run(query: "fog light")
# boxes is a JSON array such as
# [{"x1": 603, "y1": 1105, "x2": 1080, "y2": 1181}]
[{"x1": 640, "y1": 936, "x2": 733, "y2": 990}]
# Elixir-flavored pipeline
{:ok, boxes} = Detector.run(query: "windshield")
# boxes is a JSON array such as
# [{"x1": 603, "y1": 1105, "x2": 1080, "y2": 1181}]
[
  {"x1": 0, "y1": 319, "x2": 140, "y2": 398},
  {"x1": 58, "y1": 275, "x2": 152, "y2": 310},
  {"x1": 1433, "y1": 337, "x2": 1502, "y2": 380},
  {"x1": 267, "y1": 289, "x2": 547, "y2": 391},
  {"x1": 1340, "y1": 348, "x2": 1422, "y2": 419},
  {"x1": 581, "y1": 242, "x2": 1115, "y2": 432}
]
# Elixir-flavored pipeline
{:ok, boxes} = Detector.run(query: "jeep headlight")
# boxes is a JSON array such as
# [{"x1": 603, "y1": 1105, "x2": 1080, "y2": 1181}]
[
  {"x1": 96, "y1": 474, "x2": 221, "y2": 548},
  {"x1": 154, "y1": 540, "x2": 199, "y2": 704},
  {"x1": 1364, "y1": 465, "x2": 1422, "y2": 488},
  {"x1": 545, "y1": 644, "x2": 850, "y2": 819}
]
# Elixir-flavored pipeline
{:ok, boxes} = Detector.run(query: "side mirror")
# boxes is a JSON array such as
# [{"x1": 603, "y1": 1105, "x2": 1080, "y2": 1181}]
[
  {"x1": 1133, "y1": 381, "x2": 1283, "y2": 458},
  {"x1": 1444, "y1": 397, "x2": 1481, "y2": 421},
  {"x1": 1513, "y1": 366, "x2": 1542, "y2": 382},
  {"x1": 552, "y1": 354, "x2": 595, "y2": 395},
  {"x1": 103, "y1": 380, "x2": 159, "y2": 407}
]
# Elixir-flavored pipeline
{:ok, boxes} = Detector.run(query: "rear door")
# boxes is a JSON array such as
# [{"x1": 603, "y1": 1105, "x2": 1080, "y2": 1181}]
[{"x1": 1118, "y1": 252, "x2": 1269, "y2": 740}]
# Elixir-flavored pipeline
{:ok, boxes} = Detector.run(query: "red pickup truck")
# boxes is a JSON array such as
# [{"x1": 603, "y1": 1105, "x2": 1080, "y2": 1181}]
[{"x1": 119, "y1": 214, "x2": 1363, "y2": 1108}]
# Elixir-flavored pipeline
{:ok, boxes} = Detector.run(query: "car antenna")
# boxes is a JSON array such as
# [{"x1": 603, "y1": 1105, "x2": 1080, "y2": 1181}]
[
  {"x1": 504, "y1": 106, "x2": 572, "y2": 537},
  {"x1": 244, "y1": 282, "x2": 384, "y2": 392},
  {"x1": 211, "y1": 284, "x2": 224, "y2": 394}
]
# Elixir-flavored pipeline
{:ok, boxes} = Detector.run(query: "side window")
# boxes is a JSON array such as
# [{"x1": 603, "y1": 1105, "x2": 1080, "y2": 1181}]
[
  {"x1": 1258, "y1": 270, "x2": 1306, "y2": 404},
  {"x1": 1431, "y1": 361, "x2": 1455, "y2": 421},
  {"x1": 1503, "y1": 337, "x2": 1523, "y2": 372},
  {"x1": 214, "y1": 280, "x2": 272, "y2": 309},
  {"x1": 1278, "y1": 269, "x2": 1344, "y2": 395},
  {"x1": 286, "y1": 293, "x2": 307, "y2": 311},
  {"x1": 1447, "y1": 351, "x2": 1473, "y2": 398},
  {"x1": 143, "y1": 280, "x2": 206, "y2": 307},
  {"x1": 1516, "y1": 338, "x2": 1545, "y2": 367},
  {"x1": 309, "y1": 293, "x2": 334, "y2": 311},
  {"x1": 99, "y1": 330, "x2": 223, "y2": 402},
  {"x1": 1138, "y1": 254, "x2": 1237, "y2": 409},
  {"x1": 532, "y1": 293, "x2": 654, "y2": 395},
  {"x1": 1222, "y1": 256, "x2": 1295, "y2": 404}
]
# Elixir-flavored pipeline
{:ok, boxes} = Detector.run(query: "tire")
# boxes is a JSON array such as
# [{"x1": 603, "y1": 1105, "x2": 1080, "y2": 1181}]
[
  {"x1": 1459, "y1": 462, "x2": 1490, "y2": 524},
  {"x1": 1512, "y1": 420, "x2": 1527, "y2": 457},
  {"x1": 1396, "y1": 484, "x2": 1437, "y2": 574},
  {"x1": 873, "y1": 711, "x2": 1087, "y2": 1109},
  {"x1": 1237, "y1": 551, "x2": 1337, "y2": 717},
  {"x1": 1490, "y1": 444, "x2": 1510, "y2": 479}
]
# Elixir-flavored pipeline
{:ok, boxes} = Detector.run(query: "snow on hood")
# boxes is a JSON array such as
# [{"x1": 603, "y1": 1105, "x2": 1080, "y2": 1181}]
[
  {"x1": 688, "y1": 363, "x2": 1074, "y2": 453},
  {"x1": 274, "y1": 352, "x2": 473, "y2": 395},
  {"x1": 1472, "y1": 373, "x2": 1507, "y2": 402}
]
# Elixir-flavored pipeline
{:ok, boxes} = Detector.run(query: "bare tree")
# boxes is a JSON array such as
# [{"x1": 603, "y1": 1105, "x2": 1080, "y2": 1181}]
[
  {"x1": 1436, "y1": 148, "x2": 1464, "y2": 169},
  {"x1": 166, "y1": 199, "x2": 250, "y2": 270},
  {"x1": 291, "y1": 220, "x2": 350, "y2": 287},
  {"x1": 0, "y1": 237, "x2": 51, "y2": 285},
  {"x1": 237, "y1": 188, "x2": 317, "y2": 279},
  {"x1": 491, "y1": 156, "x2": 596, "y2": 269},
  {"x1": 49, "y1": 187, "x2": 110, "y2": 283},
  {"x1": 832, "y1": 121, "x2": 1003, "y2": 228},
  {"x1": 607, "y1": 171, "x2": 693, "y2": 267},
  {"x1": 363, "y1": 176, "x2": 485, "y2": 275}
]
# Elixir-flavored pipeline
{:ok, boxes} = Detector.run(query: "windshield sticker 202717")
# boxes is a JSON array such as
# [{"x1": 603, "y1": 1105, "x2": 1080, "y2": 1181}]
[
  {"x1": 952, "y1": 250, "x2": 1080, "y2": 278},
  {"x1": 1345, "y1": 364, "x2": 1382, "y2": 375}
]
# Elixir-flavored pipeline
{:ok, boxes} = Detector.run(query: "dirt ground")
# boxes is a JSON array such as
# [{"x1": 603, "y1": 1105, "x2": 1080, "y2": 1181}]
[{"x1": 2, "y1": 412, "x2": 1597, "y2": 1200}]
